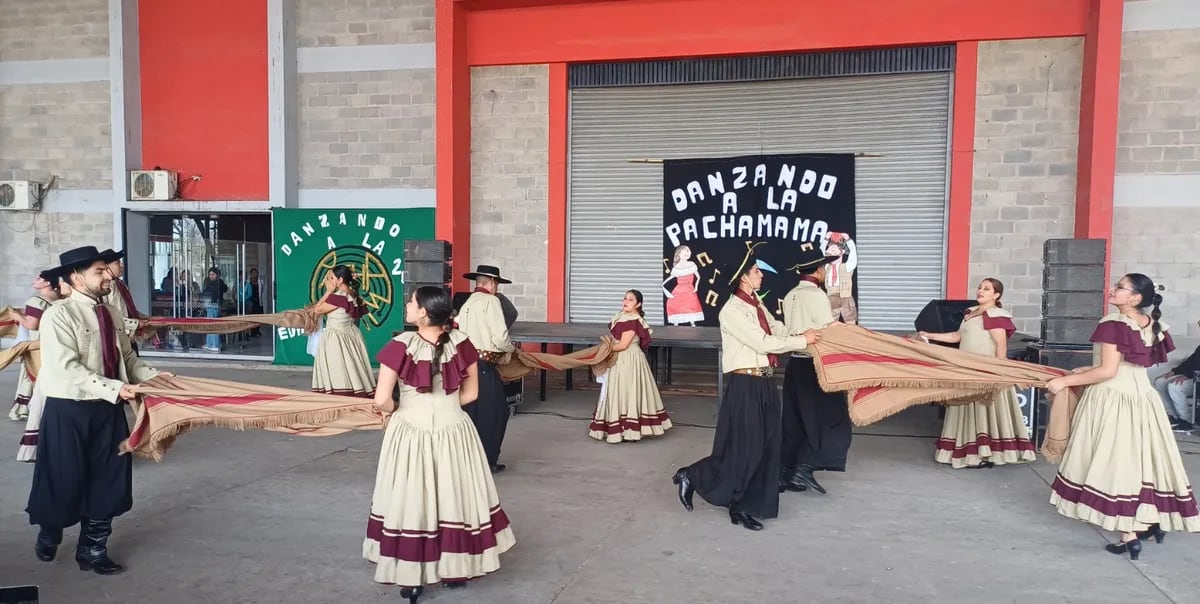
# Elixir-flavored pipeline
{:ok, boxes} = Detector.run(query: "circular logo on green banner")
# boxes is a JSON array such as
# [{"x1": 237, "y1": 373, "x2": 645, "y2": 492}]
[{"x1": 309, "y1": 245, "x2": 395, "y2": 327}]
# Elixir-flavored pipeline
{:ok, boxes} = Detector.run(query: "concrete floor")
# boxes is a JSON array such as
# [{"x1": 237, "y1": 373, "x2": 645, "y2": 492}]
[{"x1": 1, "y1": 361, "x2": 1199, "y2": 603}]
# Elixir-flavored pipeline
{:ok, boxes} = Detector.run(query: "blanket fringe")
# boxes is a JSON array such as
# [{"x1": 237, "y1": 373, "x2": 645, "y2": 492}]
[
  {"x1": 122, "y1": 405, "x2": 375, "y2": 461},
  {"x1": 848, "y1": 389, "x2": 991, "y2": 426}
]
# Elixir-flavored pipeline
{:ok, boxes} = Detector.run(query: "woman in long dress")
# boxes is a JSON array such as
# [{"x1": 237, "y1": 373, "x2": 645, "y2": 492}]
[
  {"x1": 8, "y1": 274, "x2": 57, "y2": 421},
  {"x1": 919, "y1": 278, "x2": 1036, "y2": 468},
  {"x1": 1046, "y1": 273, "x2": 1200, "y2": 559},
  {"x1": 364, "y1": 286, "x2": 515, "y2": 603},
  {"x1": 589, "y1": 290, "x2": 672, "y2": 443},
  {"x1": 16, "y1": 270, "x2": 68, "y2": 462},
  {"x1": 311, "y1": 265, "x2": 375, "y2": 397}
]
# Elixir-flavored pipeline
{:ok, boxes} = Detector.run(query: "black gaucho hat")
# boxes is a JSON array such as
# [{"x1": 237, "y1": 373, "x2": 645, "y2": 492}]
[
  {"x1": 463, "y1": 264, "x2": 512, "y2": 285},
  {"x1": 789, "y1": 242, "x2": 827, "y2": 273},
  {"x1": 54, "y1": 246, "x2": 109, "y2": 274},
  {"x1": 99, "y1": 248, "x2": 126, "y2": 263}
]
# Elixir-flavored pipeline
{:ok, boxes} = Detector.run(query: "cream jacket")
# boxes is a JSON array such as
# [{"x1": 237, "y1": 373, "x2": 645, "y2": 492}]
[
  {"x1": 104, "y1": 279, "x2": 142, "y2": 336},
  {"x1": 38, "y1": 293, "x2": 160, "y2": 403},
  {"x1": 719, "y1": 294, "x2": 809, "y2": 372},
  {"x1": 456, "y1": 291, "x2": 515, "y2": 354},
  {"x1": 782, "y1": 281, "x2": 834, "y2": 356}
]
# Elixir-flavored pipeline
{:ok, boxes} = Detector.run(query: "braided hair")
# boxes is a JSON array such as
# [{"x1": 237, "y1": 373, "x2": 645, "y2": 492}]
[
  {"x1": 331, "y1": 264, "x2": 366, "y2": 325},
  {"x1": 1125, "y1": 273, "x2": 1165, "y2": 339},
  {"x1": 414, "y1": 286, "x2": 455, "y2": 376}
]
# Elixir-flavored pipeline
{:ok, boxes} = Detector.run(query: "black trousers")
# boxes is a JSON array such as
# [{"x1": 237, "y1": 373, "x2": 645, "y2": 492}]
[
  {"x1": 27, "y1": 398, "x2": 134, "y2": 530},
  {"x1": 687, "y1": 374, "x2": 782, "y2": 519},
  {"x1": 781, "y1": 356, "x2": 852, "y2": 473},
  {"x1": 464, "y1": 360, "x2": 510, "y2": 466}
]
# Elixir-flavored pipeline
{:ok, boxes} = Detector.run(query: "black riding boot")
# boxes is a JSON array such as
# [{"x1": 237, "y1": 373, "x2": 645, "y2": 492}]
[
  {"x1": 75, "y1": 518, "x2": 124, "y2": 575},
  {"x1": 35, "y1": 526, "x2": 62, "y2": 562}
]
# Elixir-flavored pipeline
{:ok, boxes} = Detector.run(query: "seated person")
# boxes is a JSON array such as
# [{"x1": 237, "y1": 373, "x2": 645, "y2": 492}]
[{"x1": 1154, "y1": 341, "x2": 1200, "y2": 431}]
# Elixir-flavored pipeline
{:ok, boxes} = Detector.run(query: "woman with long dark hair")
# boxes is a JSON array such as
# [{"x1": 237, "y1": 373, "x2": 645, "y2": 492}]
[
  {"x1": 364, "y1": 286, "x2": 515, "y2": 603},
  {"x1": 310, "y1": 265, "x2": 375, "y2": 397},
  {"x1": 919, "y1": 278, "x2": 1036, "y2": 469},
  {"x1": 588, "y1": 290, "x2": 672, "y2": 443},
  {"x1": 1045, "y1": 273, "x2": 1199, "y2": 559}
]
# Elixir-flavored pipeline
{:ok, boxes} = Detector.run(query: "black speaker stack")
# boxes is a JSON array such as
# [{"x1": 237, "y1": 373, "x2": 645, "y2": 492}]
[
  {"x1": 402, "y1": 240, "x2": 453, "y2": 303},
  {"x1": 1022, "y1": 238, "x2": 1108, "y2": 445}
]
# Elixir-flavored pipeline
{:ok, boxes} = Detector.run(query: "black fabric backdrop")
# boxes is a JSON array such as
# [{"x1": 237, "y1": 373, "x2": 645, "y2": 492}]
[{"x1": 661, "y1": 153, "x2": 856, "y2": 326}]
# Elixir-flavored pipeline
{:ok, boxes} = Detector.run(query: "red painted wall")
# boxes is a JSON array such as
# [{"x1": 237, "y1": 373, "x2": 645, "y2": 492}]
[{"x1": 139, "y1": 0, "x2": 269, "y2": 201}]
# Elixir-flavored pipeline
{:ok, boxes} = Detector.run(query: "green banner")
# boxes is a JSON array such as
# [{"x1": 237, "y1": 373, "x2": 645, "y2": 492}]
[{"x1": 270, "y1": 208, "x2": 435, "y2": 366}]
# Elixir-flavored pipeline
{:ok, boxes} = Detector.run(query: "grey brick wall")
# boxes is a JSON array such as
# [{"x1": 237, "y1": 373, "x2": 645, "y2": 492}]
[
  {"x1": 297, "y1": 70, "x2": 435, "y2": 188},
  {"x1": 470, "y1": 65, "x2": 549, "y2": 322},
  {"x1": 297, "y1": 0, "x2": 434, "y2": 47},
  {"x1": 295, "y1": 0, "x2": 437, "y2": 189},
  {"x1": 0, "y1": 0, "x2": 113, "y2": 309},
  {"x1": 1112, "y1": 27, "x2": 1200, "y2": 335},
  {"x1": 1118, "y1": 29, "x2": 1200, "y2": 174},
  {"x1": 969, "y1": 38, "x2": 1083, "y2": 335},
  {"x1": 0, "y1": 81, "x2": 112, "y2": 189},
  {"x1": 1111, "y1": 207, "x2": 1200, "y2": 337},
  {"x1": 0, "y1": 212, "x2": 114, "y2": 308},
  {"x1": 0, "y1": 0, "x2": 108, "y2": 61}
]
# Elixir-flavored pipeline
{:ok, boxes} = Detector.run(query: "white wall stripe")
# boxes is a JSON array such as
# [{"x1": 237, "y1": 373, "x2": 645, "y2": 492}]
[
  {"x1": 124, "y1": 200, "x2": 276, "y2": 213},
  {"x1": 297, "y1": 43, "x2": 435, "y2": 74},
  {"x1": 36, "y1": 189, "x2": 116, "y2": 213},
  {"x1": 1123, "y1": 0, "x2": 1200, "y2": 32},
  {"x1": 297, "y1": 188, "x2": 436, "y2": 209},
  {"x1": 1114, "y1": 173, "x2": 1200, "y2": 207},
  {"x1": 269, "y1": 0, "x2": 299, "y2": 209},
  {"x1": 0, "y1": 58, "x2": 109, "y2": 85}
]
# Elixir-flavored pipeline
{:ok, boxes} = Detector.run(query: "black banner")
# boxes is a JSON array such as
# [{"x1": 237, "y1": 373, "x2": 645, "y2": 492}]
[{"x1": 661, "y1": 153, "x2": 856, "y2": 326}]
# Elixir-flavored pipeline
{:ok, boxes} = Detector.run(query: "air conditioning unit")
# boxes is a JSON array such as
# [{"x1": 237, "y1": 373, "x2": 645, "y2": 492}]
[
  {"x1": 129, "y1": 170, "x2": 178, "y2": 201},
  {"x1": 0, "y1": 180, "x2": 41, "y2": 211}
]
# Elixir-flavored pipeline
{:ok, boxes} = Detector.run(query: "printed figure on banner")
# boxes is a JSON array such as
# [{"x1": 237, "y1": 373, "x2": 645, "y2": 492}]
[
  {"x1": 822, "y1": 232, "x2": 858, "y2": 324},
  {"x1": 661, "y1": 245, "x2": 706, "y2": 326},
  {"x1": 661, "y1": 153, "x2": 857, "y2": 326}
]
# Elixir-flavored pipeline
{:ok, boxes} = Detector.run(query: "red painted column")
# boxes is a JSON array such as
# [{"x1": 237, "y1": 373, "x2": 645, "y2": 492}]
[
  {"x1": 436, "y1": 0, "x2": 471, "y2": 291},
  {"x1": 546, "y1": 63, "x2": 568, "y2": 323},
  {"x1": 1074, "y1": 0, "x2": 1123, "y2": 281},
  {"x1": 946, "y1": 41, "x2": 978, "y2": 299}
]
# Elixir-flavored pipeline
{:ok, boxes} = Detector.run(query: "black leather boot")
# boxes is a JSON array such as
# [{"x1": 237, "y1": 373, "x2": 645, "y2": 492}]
[
  {"x1": 789, "y1": 465, "x2": 826, "y2": 494},
  {"x1": 75, "y1": 518, "x2": 125, "y2": 575},
  {"x1": 672, "y1": 467, "x2": 694, "y2": 512},
  {"x1": 35, "y1": 526, "x2": 62, "y2": 562}
]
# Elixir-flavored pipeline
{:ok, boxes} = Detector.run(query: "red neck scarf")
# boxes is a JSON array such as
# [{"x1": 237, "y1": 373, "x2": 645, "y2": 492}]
[
  {"x1": 733, "y1": 288, "x2": 778, "y2": 367},
  {"x1": 801, "y1": 274, "x2": 825, "y2": 291},
  {"x1": 83, "y1": 295, "x2": 121, "y2": 379},
  {"x1": 115, "y1": 278, "x2": 140, "y2": 317}
]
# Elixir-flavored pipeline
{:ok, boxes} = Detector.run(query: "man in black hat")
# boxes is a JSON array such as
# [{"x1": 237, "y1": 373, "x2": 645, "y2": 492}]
[
  {"x1": 27, "y1": 246, "x2": 167, "y2": 575},
  {"x1": 99, "y1": 249, "x2": 146, "y2": 351},
  {"x1": 779, "y1": 242, "x2": 850, "y2": 496},
  {"x1": 455, "y1": 264, "x2": 516, "y2": 473}
]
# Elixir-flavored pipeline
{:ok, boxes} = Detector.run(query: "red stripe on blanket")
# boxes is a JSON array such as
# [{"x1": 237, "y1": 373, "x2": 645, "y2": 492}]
[
  {"x1": 142, "y1": 393, "x2": 290, "y2": 409},
  {"x1": 822, "y1": 353, "x2": 942, "y2": 368}
]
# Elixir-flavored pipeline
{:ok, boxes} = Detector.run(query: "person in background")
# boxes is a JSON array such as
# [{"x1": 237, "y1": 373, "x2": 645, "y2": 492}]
[
  {"x1": 455, "y1": 265, "x2": 517, "y2": 473},
  {"x1": 17, "y1": 268, "x2": 72, "y2": 462},
  {"x1": 8, "y1": 272, "x2": 60, "y2": 421},
  {"x1": 310, "y1": 265, "x2": 375, "y2": 397},
  {"x1": 1153, "y1": 342, "x2": 1200, "y2": 432},
  {"x1": 202, "y1": 267, "x2": 228, "y2": 352},
  {"x1": 588, "y1": 289, "x2": 672, "y2": 443},
  {"x1": 245, "y1": 267, "x2": 263, "y2": 336}
]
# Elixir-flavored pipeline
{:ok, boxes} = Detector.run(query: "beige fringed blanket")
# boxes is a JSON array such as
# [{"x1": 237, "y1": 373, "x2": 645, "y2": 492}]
[
  {"x1": 0, "y1": 306, "x2": 21, "y2": 338},
  {"x1": 808, "y1": 323, "x2": 1079, "y2": 461}
]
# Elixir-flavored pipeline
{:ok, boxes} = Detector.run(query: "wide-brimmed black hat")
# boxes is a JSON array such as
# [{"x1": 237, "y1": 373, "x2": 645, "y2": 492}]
[
  {"x1": 789, "y1": 242, "x2": 827, "y2": 273},
  {"x1": 99, "y1": 248, "x2": 125, "y2": 263},
  {"x1": 463, "y1": 264, "x2": 512, "y2": 284},
  {"x1": 55, "y1": 246, "x2": 109, "y2": 273}
]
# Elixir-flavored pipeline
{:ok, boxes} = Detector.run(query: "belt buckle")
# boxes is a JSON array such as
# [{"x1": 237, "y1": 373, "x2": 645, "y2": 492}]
[{"x1": 764, "y1": 366, "x2": 775, "y2": 378}]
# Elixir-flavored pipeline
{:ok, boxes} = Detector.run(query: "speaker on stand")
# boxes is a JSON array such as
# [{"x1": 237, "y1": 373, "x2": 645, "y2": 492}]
[{"x1": 1024, "y1": 238, "x2": 1107, "y2": 446}]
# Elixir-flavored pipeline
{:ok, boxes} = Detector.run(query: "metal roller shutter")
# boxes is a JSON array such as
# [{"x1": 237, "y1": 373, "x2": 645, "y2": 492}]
[{"x1": 567, "y1": 72, "x2": 951, "y2": 331}]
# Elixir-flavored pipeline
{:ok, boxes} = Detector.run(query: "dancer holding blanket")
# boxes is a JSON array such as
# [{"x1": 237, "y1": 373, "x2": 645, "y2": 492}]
[
  {"x1": 779, "y1": 244, "x2": 848, "y2": 495},
  {"x1": 364, "y1": 286, "x2": 514, "y2": 603},
  {"x1": 27, "y1": 246, "x2": 167, "y2": 575},
  {"x1": 310, "y1": 265, "x2": 375, "y2": 397},
  {"x1": 455, "y1": 265, "x2": 517, "y2": 473},
  {"x1": 17, "y1": 268, "x2": 71, "y2": 462},
  {"x1": 674, "y1": 257, "x2": 819, "y2": 532},
  {"x1": 8, "y1": 270, "x2": 58, "y2": 421},
  {"x1": 588, "y1": 289, "x2": 672, "y2": 443},
  {"x1": 920, "y1": 278, "x2": 1036, "y2": 469},
  {"x1": 1045, "y1": 273, "x2": 1199, "y2": 559}
]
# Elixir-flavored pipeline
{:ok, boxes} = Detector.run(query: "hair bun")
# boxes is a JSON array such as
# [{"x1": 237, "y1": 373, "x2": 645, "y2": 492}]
[{"x1": 1152, "y1": 293, "x2": 1163, "y2": 305}]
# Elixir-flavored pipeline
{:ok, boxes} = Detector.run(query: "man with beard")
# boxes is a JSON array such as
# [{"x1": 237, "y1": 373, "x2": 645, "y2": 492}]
[
  {"x1": 779, "y1": 243, "x2": 850, "y2": 495},
  {"x1": 27, "y1": 246, "x2": 167, "y2": 575},
  {"x1": 99, "y1": 249, "x2": 146, "y2": 350},
  {"x1": 454, "y1": 265, "x2": 516, "y2": 473}
]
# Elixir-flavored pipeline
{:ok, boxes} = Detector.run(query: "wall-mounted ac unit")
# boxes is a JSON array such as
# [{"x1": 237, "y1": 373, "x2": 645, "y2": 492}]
[
  {"x1": 130, "y1": 170, "x2": 177, "y2": 201},
  {"x1": 0, "y1": 181, "x2": 41, "y2": 211}
]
